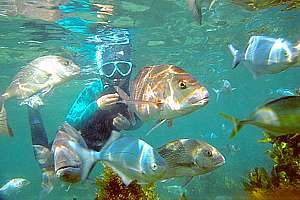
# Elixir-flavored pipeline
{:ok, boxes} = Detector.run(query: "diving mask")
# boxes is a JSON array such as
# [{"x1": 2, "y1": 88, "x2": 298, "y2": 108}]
[{"x1": 100, "y1": 61, "x2": 132, "y2": 78}]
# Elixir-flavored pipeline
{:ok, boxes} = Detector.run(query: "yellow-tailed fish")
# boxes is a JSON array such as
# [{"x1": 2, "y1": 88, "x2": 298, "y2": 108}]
[
  {"x1": 221, "y1": 96, "x2": 300, "y2": 139},
  {"x1": 0, "y1": 55, "x2": 80, "y2": 136},
  {"x1": 157, "y1": 138, "x2": 225, "y2": 186},
  {"x1": 115, "y1": 64, "x2": 209, "y2": 135}
]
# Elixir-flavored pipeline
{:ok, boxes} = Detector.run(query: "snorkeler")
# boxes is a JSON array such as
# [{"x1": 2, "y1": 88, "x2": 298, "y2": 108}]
[
  {"x1": 65, "y1": 28, "x2": 142, "y2": 151},
  {"x1": 27, "y1": 10, "x2": 141, "y2": 198}
]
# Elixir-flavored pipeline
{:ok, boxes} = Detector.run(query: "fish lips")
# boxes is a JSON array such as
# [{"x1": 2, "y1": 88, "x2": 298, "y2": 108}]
[
  {"x1": 214, "y1": 155, "x2": 225, "y2": 167},
  {"x1": 188, "y1": 90, "x2": 209, "y2": 106}
]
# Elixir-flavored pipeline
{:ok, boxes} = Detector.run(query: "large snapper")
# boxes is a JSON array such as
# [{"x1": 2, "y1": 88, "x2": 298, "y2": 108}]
[
  {"x1": 0, "y1": 55, "x2": 80, "y2": 136},
  {"x1": 116, "y1": 64, "x2": 209, "y2": 133}
]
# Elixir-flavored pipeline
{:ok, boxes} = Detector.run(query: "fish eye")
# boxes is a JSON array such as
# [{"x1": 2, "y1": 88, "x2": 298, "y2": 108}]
[
  {"x1": 178, "y1": 81, "x2": 187, "y2": 89},
  {"x1": 203, "y1": 149, "x2": 213, "y2": 157},
  {"x1": 151, "y1": 163, "x2": 158, "y2": 171},
  {"x1": 64, "y1": 60, "x2": 71, "y2": 66}
]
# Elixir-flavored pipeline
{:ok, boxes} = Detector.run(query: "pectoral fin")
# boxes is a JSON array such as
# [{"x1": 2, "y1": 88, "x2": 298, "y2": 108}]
[
  {"x1": 108, "y1": 164, "x2": 133, "y2": 187},
  {"x1": 145, "y1": 119, "x2": 167, "y2": 136},
  {"x1": 181, "y1": 176, "x2": 193, "y2": 187}
]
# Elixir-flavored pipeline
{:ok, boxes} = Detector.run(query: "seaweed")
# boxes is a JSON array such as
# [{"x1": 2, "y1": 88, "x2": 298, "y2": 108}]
[
  {"x1": 95, "y1": 165, "x2": 159, "y2": 200},
  {"x1": 244, "y1": 134, "x2": 300, "y2": 199},
  {"x1": 231, "y1": 0, "x2": 300, "y2": 11}
]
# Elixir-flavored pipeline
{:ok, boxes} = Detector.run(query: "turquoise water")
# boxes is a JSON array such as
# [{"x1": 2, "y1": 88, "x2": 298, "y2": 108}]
[{"x1": 0, "y1": 0, "x2": 299, "y2": 199}]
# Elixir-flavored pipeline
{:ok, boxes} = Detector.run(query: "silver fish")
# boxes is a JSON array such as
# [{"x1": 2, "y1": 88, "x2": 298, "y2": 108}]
[
  {"x1": 157, "y1": 138, "x2": 225, "y2": 186},
  {"x1": 0, "y1": 178, "x2": 30, "y2": 197},
  {"x1": 212, "y1": 79, "x2": 236, "y2": 101},
  {"x1": 269, "y1": 88, "x2": 295, "y2": 97},
  {"x1": 229, "y1": 36, "x2": 300, "y2": 77},
  {"x1": 67, "y1": 130, "x2": 167, "y2": 186},
  {"x1": 0, "y1": 55, "x2": 80, "y2": 136}
]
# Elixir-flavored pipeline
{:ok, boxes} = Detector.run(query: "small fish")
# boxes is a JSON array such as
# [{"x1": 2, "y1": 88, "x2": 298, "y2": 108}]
[
  {"x1": 221, "y1": 96, "x2": 300, "y2": 138},
  {"x1": 157, "y1": 138, "x2": 225, "y2": 186},
  {"x1": 0, "y1": 55, "x2": 80, "y2": 136},
  {"x1": 212, "y1": 79, "x2": 236, "y2": 101},
  {"x1": 269, "y1": 88, "x2": 295, "y2": 97},
  {"x1": 115, "y1": 64, "x2": 209, "y2": 135},
  {"x1": 221, "y1": 144, "x2": 240, "y2": 156},
  {"x1": 228, "y1": 36, "x2": 300, "y2": 77},
  {"x1": 65, "y1": 125, "x2": 167, "y2": 186},
  {"x1": 0, "y1": 178, "x2": 30, "y2": 198},
  {"x1": 186, "y1": 0, "x2": 216, "y2": 24}
]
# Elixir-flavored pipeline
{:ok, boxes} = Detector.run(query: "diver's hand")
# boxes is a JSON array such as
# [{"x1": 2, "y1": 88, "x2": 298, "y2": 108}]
[
  {"x1": 96, "y1": 93, "x2": 119, "y2": 110},
  {"x1": 113, "y1": 113, "x2": 131, "y2": 130}
]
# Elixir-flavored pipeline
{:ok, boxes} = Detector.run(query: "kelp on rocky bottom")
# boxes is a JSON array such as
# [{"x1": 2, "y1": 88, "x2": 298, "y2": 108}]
[
  {"x1": 95, "y1": 165, "x2": 159, "y2": 200},
  {"x1": 244, "y1": 134, "x2": 300, "y2": 200}
]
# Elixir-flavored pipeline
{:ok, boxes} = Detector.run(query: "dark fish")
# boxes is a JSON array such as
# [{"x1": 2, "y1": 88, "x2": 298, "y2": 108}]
[{"x1": 221, "y1": 96, "x2": 300, "y2": 138}]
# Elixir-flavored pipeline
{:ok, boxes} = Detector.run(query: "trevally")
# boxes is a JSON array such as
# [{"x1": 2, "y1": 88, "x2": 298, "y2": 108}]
[
  {"x1": 64, "y1": 124, "x2": 167, "y2": 186},
  {"x1": 228, "y1": 36, "x2": 300, "y2": 77}
]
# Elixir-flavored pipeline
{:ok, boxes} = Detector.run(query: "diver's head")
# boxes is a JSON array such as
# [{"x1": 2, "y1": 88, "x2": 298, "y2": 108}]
[
  {"x1": 97, "y1": 39, "x2": 133, "y2": 89},
  {"x1": 100, "y1": 60, "x2": 132, "y2": 88}
]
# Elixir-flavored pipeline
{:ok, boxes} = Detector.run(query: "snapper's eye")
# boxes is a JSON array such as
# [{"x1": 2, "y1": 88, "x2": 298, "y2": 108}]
[
  {"x1": 203, "y1": 149, "x2": 213, "y2": 157},
  {"x1": 151, "y1": 163, "x2": 158, "y2": 171},
  {"x1": 64, "y1": 60, "x2": 71, "y2": 66},
  {"x1": 178, "y1": 81, "x2": 187, "y2": 89}
]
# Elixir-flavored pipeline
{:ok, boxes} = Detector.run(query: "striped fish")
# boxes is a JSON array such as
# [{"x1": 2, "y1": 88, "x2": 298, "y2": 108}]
[{"x1": 116, "y1": 64, "x2": 209, "y2": 134}]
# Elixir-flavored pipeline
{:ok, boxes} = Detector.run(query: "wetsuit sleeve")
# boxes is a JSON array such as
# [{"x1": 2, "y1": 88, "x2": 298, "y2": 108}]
[{"x1": 65, "y1": 80, "x2": 104, "y2": 129}]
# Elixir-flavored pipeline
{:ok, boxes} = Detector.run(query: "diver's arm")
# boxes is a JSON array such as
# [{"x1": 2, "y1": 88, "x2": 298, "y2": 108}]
[{"x1": 65, "y1": 80, "x2": 104, "y2": 129}]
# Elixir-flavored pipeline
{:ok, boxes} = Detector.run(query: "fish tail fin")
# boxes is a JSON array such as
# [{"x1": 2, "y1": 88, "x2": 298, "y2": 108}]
[
  {"x1": 67, "y1": 141, "x2": 98, "y2": 181},
  {"x1": 219, "y1": 112, "x2": 246, "y2": 139},
  {"x1": 187, "y1": 0, "x2": 202, "y2": 24},
  {"x1": 212, "y1": 88, "x2": 221, "y2": 102},
  {"x1": 228, "y1": 44, "x2": 242, "y2": 69},
  {"x1": 0, "y1": 96, "x2": 13, "y2": 137}
]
